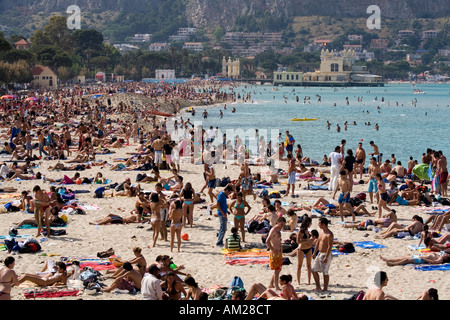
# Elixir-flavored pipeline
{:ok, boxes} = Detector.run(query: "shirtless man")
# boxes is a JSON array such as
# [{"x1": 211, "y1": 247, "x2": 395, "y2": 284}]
[
  {"x1": 151, "y1": 136, "x2": 164, "y2": 169},
  {"x1": 312, "y1": 218, "x2": 333, "y2": 292},
  {"x1": 205, "y1": 163, "x2": 217, "y2": 203},
  {"x1": 422, "y1": 148, "x2": 433, "y2": 164},
  {"x1": 436, "y1": 151, "x2": 448, "y2": 197},
  {"x1": 285, "y1": 153, "x2": 296, "y2": 197},
  {"x1": 354, "y1": 142, "x2": 366, "y2": 180},
  {"x1": 102, "y1": 262, "x2": 142, "y2": 293},
  {"x1": 363, "y1": 271, "x2": 397, "y2": 300},
  {"x1": 368, "y1": 141, "x2": 380, "y2": 162},
  {"x1": 332, "y1": 171, "x2": 355, "y2": 222},
  {"x1": 266, "y1": 217, "x2": 286, "y2": 291},
  {"x1": 407, "y1": 156, "x2": 415, "y2": 176},
  {"x1": 0, "y1": 257, "x2": 19, "y2": 300},
  {"x1": 367, "y1": 157, "x2": 381, "y2": 204},
  {"x1": 391, "y1": 161, "x2": 406, "y2": 178}
]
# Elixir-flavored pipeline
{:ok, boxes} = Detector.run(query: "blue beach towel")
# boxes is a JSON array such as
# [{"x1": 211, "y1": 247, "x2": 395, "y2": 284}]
[
  {"x1": 414, "y1": 264, "x2": 450, "y2": 271},
  {"x1": 353, "y1": 241, "x2": 386, "y2": 249},
  {"x1": 308, "y1": 185, "x2": 328, "y2": 190}
]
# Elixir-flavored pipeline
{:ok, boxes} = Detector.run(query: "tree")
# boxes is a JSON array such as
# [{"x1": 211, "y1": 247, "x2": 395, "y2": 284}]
[
  {"x1": 89, "y1": 56, "x2": 111, "y2": 71},
  {"x1": 1, "y1": 49, "x2": 34, "y2": 64},
  {"x1": 0, "y1": 34, "x2": 12, "y2": 52},
  {"x1": 43, "y1": 16, "x2": 74, "y2": 53},
  {"x1": 213, "y1": 27, "x2": 225, "y2": 43}
]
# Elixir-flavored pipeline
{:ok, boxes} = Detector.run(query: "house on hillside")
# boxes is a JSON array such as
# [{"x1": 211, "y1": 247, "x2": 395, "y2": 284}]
[
  {"x1": 14, "y1": 39, "x2": 31, "y2": 50},
  {"x1": 31, "y1": 66, "x2": 58, "y2": 90}
]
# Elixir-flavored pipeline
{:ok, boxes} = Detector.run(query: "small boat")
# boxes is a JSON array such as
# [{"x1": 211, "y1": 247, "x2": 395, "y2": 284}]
[
  {"x1": 413, "y1": 89, "x2": 425, "y2": 94},
  {"x1": 185, "y1": 107, "x2": 194, "y2": 113},
  {"x1": 272, "y1": 88, "x2": 279, "y2": 91},
  {"x1": 291, "y1": 117, "x2": 318, "y2": 122}
]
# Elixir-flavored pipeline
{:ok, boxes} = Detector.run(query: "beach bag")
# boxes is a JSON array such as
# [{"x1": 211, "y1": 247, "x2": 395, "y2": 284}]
[
  {"x1": 220, "y1": 177, "x2": 230, "y2": 187},
  {"x1": 268, "y1": 190, "x2": 281, "y2": 199},
  {"x1": 259, "y1": 189, "x2": 269, "y2": 198},
  {"x1": 80, "y1": 268, "x2": 100, "y2": 287},
  {"x1": 247, "y1": 220, "x2": 260, "y2": 233},
  {"x1": 136, "y1": 173, "x2": 145, "y2": 182},
  {"x1": 349, "y1": 197, "x2": 362, "y2": 207},
  {"x1": 356, "y1": 193, "x2": 366, "y2": 201},
  {"x1": 94, "y1": 187, "x2": 106, "y2": 198},
  {"x1": 347, "y1": 290, "x2": 365, "y2": 300},
  {"x1": 339, "y1": 243, "x2": 355, "y2": 253},
  {"x1": 209, "y1": 287, "x2": 228, "y2": 300}
]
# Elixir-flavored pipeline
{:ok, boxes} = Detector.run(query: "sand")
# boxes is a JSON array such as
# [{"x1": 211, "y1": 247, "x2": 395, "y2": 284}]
[{"x1": 1, "y1": 95, "x2": 448, "y2": 301}]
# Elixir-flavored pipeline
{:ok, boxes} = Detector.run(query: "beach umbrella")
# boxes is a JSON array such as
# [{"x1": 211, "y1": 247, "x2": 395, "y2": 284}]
[
  {"x1": 25, "y1": 97, "x2": 39, "y2": 101},
  {"x1": 412, "y1": 164, "x2": 433, "y2": 181},
  {"x1": 90, "y1": 94, "x2": 103, "y2": 99},
  {"x1": 1, "y1": 95, "x2": 14, "y2": 100}
]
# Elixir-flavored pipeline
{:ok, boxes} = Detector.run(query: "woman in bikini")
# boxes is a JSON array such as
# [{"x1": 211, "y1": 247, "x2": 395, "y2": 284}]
[
  {"x1": 106, "y1": 247, "x2": 147, "y2": 278},
  {"x1": 184, "y1": 276, "x2": 203, "y2": 300},
  {"x1": 0, "y1": 257, "x2": 20, "y2": 301},
  {"x1": 380, "y1": 215, "x2": 424, "y2": 239},
  {"x1": 375, "y1": 173, "x2": 394, "y2": 218},
  {"x1": 168, "y1": 200, "x2": 184, "y2": 253},
  {"x1": 229, "y1": 192, "x2": 251, "y2": 243},
  {"x1": 245, "y1": 274, "x2": 299, "y2": 300},
  {"x1": 32, "y1": 185, "x2": 52, "y2": 238},
  {"x1": 89, "y1": 211, "x2": 142, "y2": 225},
  {"x1": 150, "y1": 192, "x2": 163, "y2": 248},
  {"x1": 180, "y1": 182, "x2": 195, "y2": 228},
  {"x1": 17, "y1": 261, "x2": 68, "y2": 287},
  {"x1": 296, "y1": 216, "x2": 313, "y2": 285},
  {"x1": 161, "y1": 271, "x2": 187, "y2": 300}
]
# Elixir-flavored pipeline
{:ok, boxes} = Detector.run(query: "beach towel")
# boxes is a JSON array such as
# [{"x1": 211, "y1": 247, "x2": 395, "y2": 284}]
[
  {"x1": 0, "y1": 193, "x2": 21, "y2": 199},
  {"x1": 308, "y1": 185, "x2": 328, "y2": 191},
  {"x1": 353, "y1": 241, "x2": 386, "y2": 249},
  {"x1": 79, "y1": 261, "x2": 117, "y2": 271},
  {"x1": 24, "y1": 289, "x2": 79, "y2": 299},
  {"x1": 77, "y1": 204, "x2": 101, "y2": 211},
  {"x1": 414, "y1": 264, "x2": 450, "y2": 271},
  {"x1": 222, "y1": 248, "x2": 270, "y2": 265}
]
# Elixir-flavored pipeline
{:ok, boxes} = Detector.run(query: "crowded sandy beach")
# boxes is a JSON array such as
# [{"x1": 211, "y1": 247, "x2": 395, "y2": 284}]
[{"x1": 0, "y1": 79, "x2": 448, "y2": 302}]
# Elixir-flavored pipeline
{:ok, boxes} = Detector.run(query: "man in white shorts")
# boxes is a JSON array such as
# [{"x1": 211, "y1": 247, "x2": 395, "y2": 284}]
[
  {"x1": 152, "y1": 136, "x2": 164, "y2": 169},
  {"x1": 328, "y1": 146, "x2": 343, "y2": 191},
  {"x1": 312, "y1": 218, "x2": 334, "y2": 292}
]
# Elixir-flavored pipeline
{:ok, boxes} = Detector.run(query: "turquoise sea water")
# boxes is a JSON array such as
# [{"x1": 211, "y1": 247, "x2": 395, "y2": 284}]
[{"x1": 180, "y1": 83, "x2": 450, "y2": 165}]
